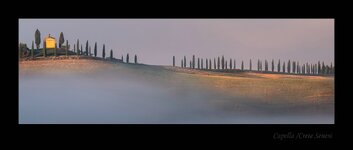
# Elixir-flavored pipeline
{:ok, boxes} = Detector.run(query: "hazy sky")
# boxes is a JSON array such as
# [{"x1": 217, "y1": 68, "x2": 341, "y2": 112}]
[{"x1": 19, "y1": 19, "x2": 334, "y2": 66}]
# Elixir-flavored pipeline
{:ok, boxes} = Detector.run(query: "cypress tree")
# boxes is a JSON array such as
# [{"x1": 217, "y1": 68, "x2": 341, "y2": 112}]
[
  {"x1": 181, "y1": 59, "x2": 183, "y2": 68},
  {"x1": 110, "y1": 49, "x2": 113, "y2": 59},
  {"x1": 229, "y1": 58, "x2": 233, "y2": 69},
  {"x1": 81, "y1": 45, "x2": 83, "y2": 55},
  {"x1": 234, "y1": 59, "x2": 236, "y2": 70},
  {"x1": 297, "y1": 62, "x2": 300, "y2": 74},
  {"x1": 183, "y1": 56, "x2": 186, "y2": 68},
  {"x1": 135, "y1": 55, "x2": 137, "y2": 64},
  {"x1": 193, "y1": 55, "x2": 195, "y2": 69},
  {"x1": 287, "y1": 60, "x2": 291, "y2": 73},
  {"x1": 102, "y1": 44, "x2": 105, "y2": 58},
  {"x1": 54, "y1": 43, "x2": 57, "y2": 57},
  {"x1": 43, "y1": 40, "x2": 46, "y2": 57},
  {"x1": 322, "y1": 61, "x2": 325, "y2": 74},
  {"x1": 173, "y1": 56, "x2": 175, "y2": 67},
  {"x1": 271, "y1": 59, "x2": 274, "y2": 72},
  {"x1": 221, "y1": 55, "x2": 224, "y2": 70},
  {"x1": 31, "y1": 41, "x2": 34, "y2": 58},
  {"x1": 292, "y1": 61, "x2": 296, "y2": 73},
  {"x1": 89, "y1": 46, "x2": 91, "y2": 56},
  {"x1": 225, "y1": 61, "x2": 227, "y2": 70},
  {"x1": 214, "y1": 58, "x2": 216, "y2": 70},
  {"x1": 257, "y1": 59, "x2": 260, "y2": 71},
  {"x1": 209, "y1": 59, "x2": 212, "y2": 70},
  {"x1": 217, "y1": 57, "x2": 220, "y2": 70},
  {"x1": 318, "y1": 61, "x2": 321, "y2": 74},
  {"x1": 241, "y1": 61, "x2": 244, "y2": 71},
  {"x1": 190, "y1": 61, "x2": 192, "y2": 68},
  {"x1": 249, "y1": 59, "x2": 252, "y2": 71},
  {"x1": 282, "y1": 62, "x2": 285, "y2": 73},
  {"x1": 74, "y1": 44, "x2": 76, "y2": 53},
  {"x1": 198, "y1": 58, "x2": 200, "y2": 69},
  {"x1": 59, "y1": 32, "x2": 64, "y2": 48},
  {"x1": 201, "y1": 58, "x2": 203, "y2": 69},
  {"x1": 277, "y1": 59, "x2": 280, "y2": 72},
  {"x1": 330, "y1": 62, "x2": 333, "y2": 74},
  {"x1": 76, "y1": 39, "x2": 79, "y2": 55},
  {"x1": 35, "y1": 29, "x2": 41, "y2": 52},
  {"x1": 85, "y1": 40, "x2": 88, "y2": 56},
  {"x1": 206, "y1": 58, "x2": 208, "y2": 70},
  {"x1": 65, "y1": 40, "x2": 68, "y2": 56},
  {"x1": 126, "y1": 53, "x2": 129, "y2": 63},
  {"x1": 94, "y1": 42, "x2": 97, "y2": 57}
]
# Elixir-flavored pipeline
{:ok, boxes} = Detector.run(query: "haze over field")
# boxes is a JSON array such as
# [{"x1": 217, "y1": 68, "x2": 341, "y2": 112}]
[
  {"x1": 19, "y1": 59, "x2": 334, "y2": 124},
  {"x1": 19, "y1": 19, "x2": 334, "y2": 66}
]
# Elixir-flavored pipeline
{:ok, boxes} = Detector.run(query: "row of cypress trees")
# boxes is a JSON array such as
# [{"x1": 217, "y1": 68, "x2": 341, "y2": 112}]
[{"x1": 173, "y1": 55, "x2": 334, "y2": 75}]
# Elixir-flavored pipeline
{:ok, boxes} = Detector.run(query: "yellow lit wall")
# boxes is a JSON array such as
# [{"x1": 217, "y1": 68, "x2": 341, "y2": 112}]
[{"x1": 46, "y1": 38, "x2": 56, "y2": 49}]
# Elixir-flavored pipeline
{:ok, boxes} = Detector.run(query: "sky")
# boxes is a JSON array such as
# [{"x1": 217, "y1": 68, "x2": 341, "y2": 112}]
[{"x1": 19, "y1": 19, "x2": 334, "y2": 66}]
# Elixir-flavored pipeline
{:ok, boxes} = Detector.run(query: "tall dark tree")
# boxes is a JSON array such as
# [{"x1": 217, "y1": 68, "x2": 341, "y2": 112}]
[
  {"x1": 76, "y1": 39, "x2": 80, "y2": 55},
  {"x1": 230, "y1": 58, "x2": 233, "y2": 70},
  {"x1": 201, "y1": 58, "x2": 203, "y2": 69},
  {"x1": 35, "y1": 29, "x2": 41, "y2": 51},
  {"x1": 81, "y1": 45, "x2": 83, "y2": 55},
  {"x1": 65, "y1": 40, "x2": 68, "y2": 56},
  {"x1": 292, "y1": 61, "x2": 296, "y2": 73},
  {"x1": 217, "y1": 57, "x2": 220, "y2": 70},
  {"x1": 54, "y1": 43, "x2": 57, "y2": 57},
  {"x1": 234, "y1": 59, "x2": 236, "y2": 70},
  {"x1": 322, "y1": 61, "x2": 325, "y2": 74},
  {"x1": 85, "y1": 40, "x2": 89, "y2": 56},
  {"x1": 271, "y1": 59, "x2": 274, "y2": 72},
  {"x1": 94, "y1": 42, "x2": 97, "y2": 57},
  {"x1": 249, "y1": 59, "x2": 252, "y2": 71},
  {"x1": 102, "y1": 44, "x2": 105, "y2": 58},
  {"x1": 282, "y1": 62, "x2": 285, "y2": 73},
  {"x1": 190, "y1": 61, "x2": 192, "y2": 68},
  {"x1": 173, "y1": 56, "x2": 175, "y2": 67},
  {"x1": 287, "y1": 60, "x2": 291, "y2": 73},
  {"x1": 330, "y1": 62, "x2": 333, "y2": 74},
  {"x1": 74, "y1": 44, "x2": 76, "y2": 53},
  {"x1": 43, "y1": 40, "x2": 46, "y2": 57},
  {"x1": 135, "y1": 55, "x2": 137, "y2": 64},
  {"x1": 192, "y1": 55, "x2": 195, "y2": 69},
  {"x1": 89, "y1": 46, "x2": 91, "y2": 56},
  {"x1": 184, "y1": 56, "x2": 186, "y2": 68},
  {"x1": 198, "y1": 58, "x2": 200, "y2": 69},
  {"x1": 126, "y1": 53, "x2": 129, "y2": 63},
  {"x1": 318, "y1": 61, "x2": 321, "y2": 74},
  {"x1": 221, "y1": 55, "x2": 224, "y2": 70},
  {"x1": 31, "y1": 41, "x2": 34, "y2": 58},
  {"x1": 59, "y1": 32, "x2": 64, "y2": 48},
  {"x1": 206, "y1": 58, "x2": 208, "y2": 69},
  {"x1": 181, "y1": 59, "x2": 183, "y2": 68},
  {"x1": 277, "y1": 59, "x2": 281, "y2": 72},
  {"x1": 214, "y1": 58, "x2": 216, "y2": 70},
  {"x1": 110, "y1": 49, "x2": 113, "y2": 59},
  {"x1": 241, "y1": 61, "x2": 244, "y2": 71},
  {"x1": 297, "y1": 61, "x2": 300, "y2": 74},
  {"x1": 257, "y1": 59, "x2": 260, "y2": 71},
  {"x1": 209, "y1": 59, "x2": 212, "y2": 70}
]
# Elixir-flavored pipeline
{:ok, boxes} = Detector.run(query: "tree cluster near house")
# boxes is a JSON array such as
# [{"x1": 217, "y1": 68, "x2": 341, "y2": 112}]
[{"x1": 20, "y1": 29, "x2": 141, "y2": 64}]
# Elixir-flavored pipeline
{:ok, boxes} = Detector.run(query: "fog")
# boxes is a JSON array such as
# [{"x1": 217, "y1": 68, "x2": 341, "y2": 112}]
[{"x1": 19, "y1": 68, "x2": 333, "y2": 124}]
